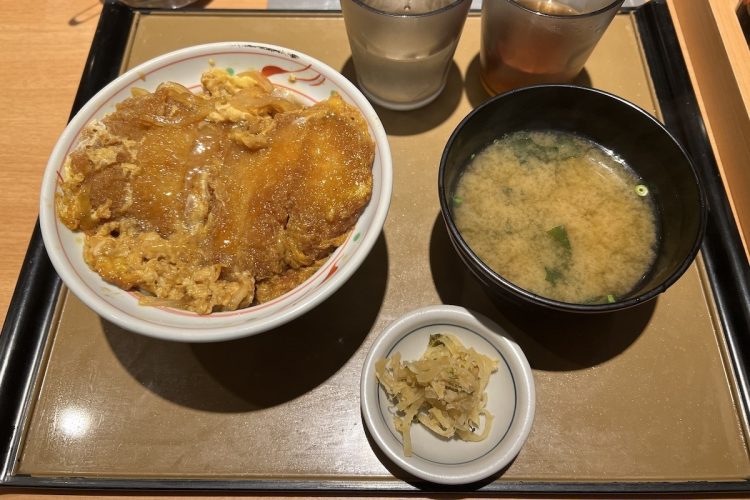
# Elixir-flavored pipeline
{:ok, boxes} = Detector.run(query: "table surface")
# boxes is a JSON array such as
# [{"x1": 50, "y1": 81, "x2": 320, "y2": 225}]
[{"x1": 0, "y1": 1, "x2": 745, "y2": 500}]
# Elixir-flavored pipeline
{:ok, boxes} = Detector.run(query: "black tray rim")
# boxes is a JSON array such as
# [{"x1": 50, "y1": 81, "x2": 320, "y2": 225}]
[{"x1": 2, "y1": 0, "x2": 750, "y2": 493}]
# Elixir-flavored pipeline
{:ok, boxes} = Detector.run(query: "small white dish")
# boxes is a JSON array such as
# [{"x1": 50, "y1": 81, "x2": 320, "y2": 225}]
[{"x1": 360, "y1": 305, "x2": 535, "y2": 485}]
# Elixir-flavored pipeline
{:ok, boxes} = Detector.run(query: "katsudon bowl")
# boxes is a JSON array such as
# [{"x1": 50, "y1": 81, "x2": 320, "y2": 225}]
[
  {"x1": 438, "y1": 85, "x2": 706, "y2": 314},
  {"x1": 39, "y1": 42, "x2": 392, "y2": 342}
]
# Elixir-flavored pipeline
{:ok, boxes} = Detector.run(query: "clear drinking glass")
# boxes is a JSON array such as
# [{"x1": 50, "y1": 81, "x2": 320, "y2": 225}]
[
  {"x1": 480, "y1": 0, "x2": 624, "y2": 95},
  {"x1": 341, "y1": 0, "x2": 471, "y2": 110}
]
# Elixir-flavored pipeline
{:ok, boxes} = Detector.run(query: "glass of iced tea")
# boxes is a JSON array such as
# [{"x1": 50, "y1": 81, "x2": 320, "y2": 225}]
[
  {"x1": 341, "y1": 0, "x2": 471, "y2": 110},
  {"x1": 480, "y1": 0, "x2": 624, "y2": 95}
]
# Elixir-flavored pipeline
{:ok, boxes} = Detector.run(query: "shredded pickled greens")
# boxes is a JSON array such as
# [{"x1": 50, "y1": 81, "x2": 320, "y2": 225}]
[{"x1": 375, "y1": 333, "x2": 498, "y2": 456}]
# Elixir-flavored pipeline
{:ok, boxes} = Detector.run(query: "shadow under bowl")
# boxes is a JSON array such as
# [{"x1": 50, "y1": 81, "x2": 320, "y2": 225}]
[{"x1": 438, "y1": 85, "x2": 707, "y2": 313}]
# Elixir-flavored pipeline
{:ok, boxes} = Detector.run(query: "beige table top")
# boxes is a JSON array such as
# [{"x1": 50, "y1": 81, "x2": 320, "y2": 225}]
[{"x1": 1, "y1": 1, "x2": 748, "y2": 500}]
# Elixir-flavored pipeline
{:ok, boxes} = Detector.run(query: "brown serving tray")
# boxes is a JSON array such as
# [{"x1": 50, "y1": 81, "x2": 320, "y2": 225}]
[{"x1": 2, "y1": 1, "x2": 750, "y2": 494}]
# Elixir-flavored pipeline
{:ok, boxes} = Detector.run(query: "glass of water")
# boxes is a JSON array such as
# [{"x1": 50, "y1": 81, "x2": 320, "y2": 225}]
[{"x1": 341, "y1": 0, "x2": 471, "y2": 111}]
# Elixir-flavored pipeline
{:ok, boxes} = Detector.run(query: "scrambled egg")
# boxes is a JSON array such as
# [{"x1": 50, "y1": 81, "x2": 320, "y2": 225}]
[{"x1": 56, "y1": 68, "x2": 374, "y2": 314}]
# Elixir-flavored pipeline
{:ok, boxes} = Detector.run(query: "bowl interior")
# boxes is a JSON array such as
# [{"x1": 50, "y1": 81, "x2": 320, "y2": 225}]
[{"x1": 439, "y1": 85, "x2": 706, "y2": 311}]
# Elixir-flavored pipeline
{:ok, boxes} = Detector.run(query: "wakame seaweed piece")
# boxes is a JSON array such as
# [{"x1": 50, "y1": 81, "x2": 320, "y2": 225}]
[
  {"x1": 508, "y1": 131, "x2": 583, "y2": 165},
  {"x1": 547, "y1": 225, "x2": 571, "y2": 250},
  {"x1": 553, "y1": 133, "x2": 580, "y2": 161},
  {"x1": 508, "y1": 133, "x2": 548, "y2": 165},
  {"x1": 544, "y1": 266, "x2": 564, "y2": 285}
]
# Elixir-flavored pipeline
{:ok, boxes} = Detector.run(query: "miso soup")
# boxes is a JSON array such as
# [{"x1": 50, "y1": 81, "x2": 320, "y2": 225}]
[{"x1": 453, "y1": 130, "x2": 657, "y2": 304}]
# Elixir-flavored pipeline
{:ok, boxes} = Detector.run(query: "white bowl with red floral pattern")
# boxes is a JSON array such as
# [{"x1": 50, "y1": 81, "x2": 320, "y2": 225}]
[{"x1": 39, "y1": 42, "x2": 392, "y2": 342}]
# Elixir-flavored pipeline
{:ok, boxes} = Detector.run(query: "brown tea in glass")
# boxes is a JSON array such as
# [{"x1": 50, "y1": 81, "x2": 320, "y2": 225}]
[{"x1": 480, "y1": 0, "x2": 623, "y2": 95}]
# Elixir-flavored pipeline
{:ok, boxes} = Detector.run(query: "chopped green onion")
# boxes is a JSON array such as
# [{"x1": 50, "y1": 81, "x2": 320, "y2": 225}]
[
  {"x1": 635, "y1": 184, "x2": 649, "y2": 196},
  {"x1": 452, "y1": 196, "x2": 463, "y2": 206},
  {"x1": 547, "y1": 225, "x2": 571, "y2": 250},
  {"x1": 607, "y1": 294, "x2": 616, "y2": 303}
]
